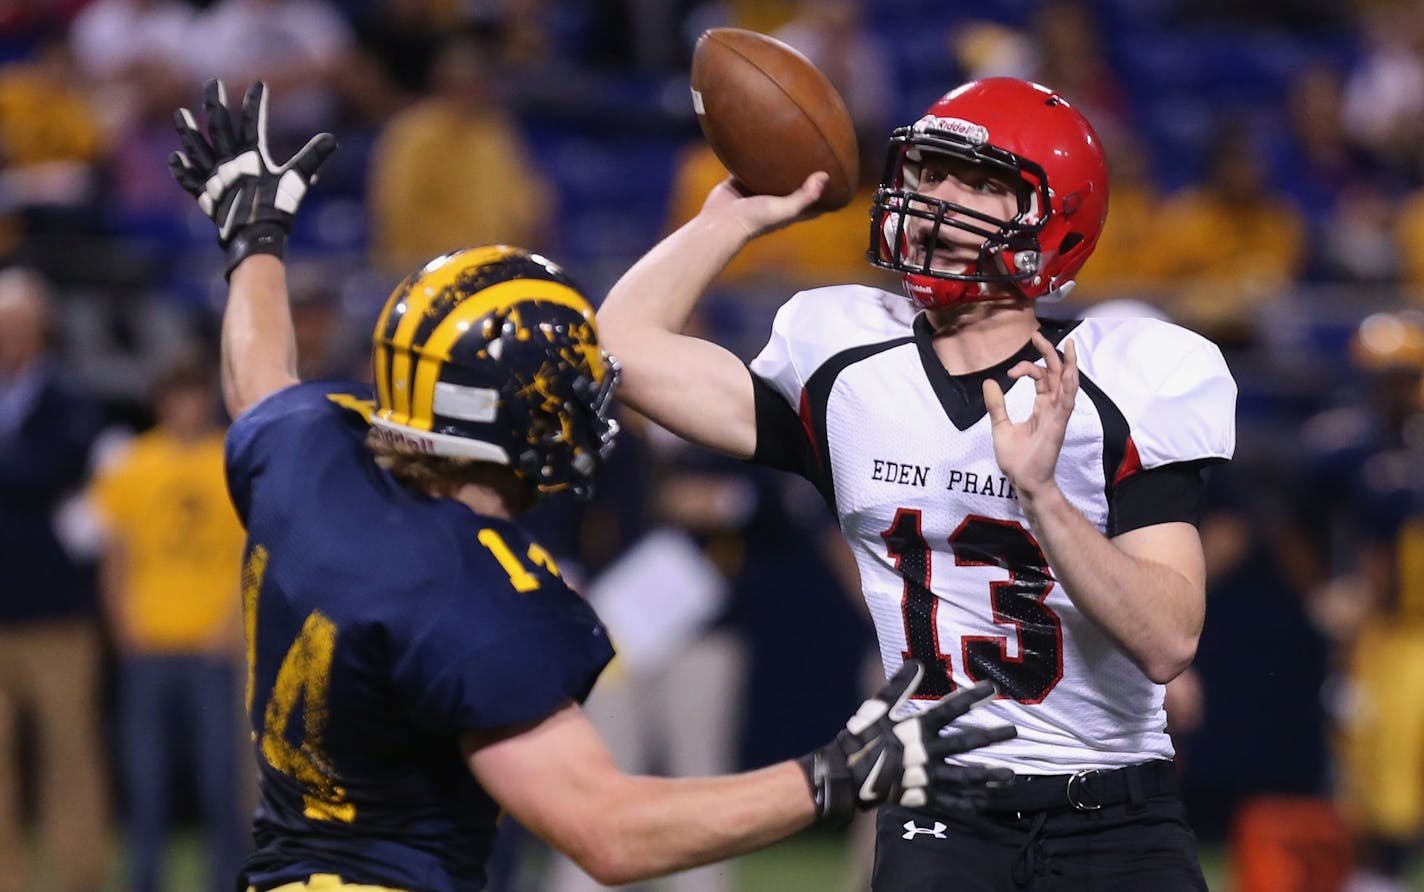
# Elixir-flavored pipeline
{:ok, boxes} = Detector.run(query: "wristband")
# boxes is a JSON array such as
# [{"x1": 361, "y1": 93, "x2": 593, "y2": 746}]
[
  {"x1": 224, "y1": 222, "x2": 288, "y2": 280},
  {"x1": 796, "y1": 747, "x2": 855, "y2": 828}
]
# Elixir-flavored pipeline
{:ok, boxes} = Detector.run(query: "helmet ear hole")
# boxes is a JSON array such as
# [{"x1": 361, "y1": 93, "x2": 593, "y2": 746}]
[{"x1": 1058, "y1": 232, "x2": 1084, "y2": 255}]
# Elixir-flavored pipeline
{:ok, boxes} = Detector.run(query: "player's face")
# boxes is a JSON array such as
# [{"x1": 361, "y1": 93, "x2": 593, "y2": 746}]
[{"x1": 905, "y1": 154, "x2": 1018, "y2": 272}]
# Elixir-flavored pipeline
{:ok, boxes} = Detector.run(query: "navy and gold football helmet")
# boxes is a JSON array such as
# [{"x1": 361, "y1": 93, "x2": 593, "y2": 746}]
[{"x1": 370, "y1": 246, "x2": 619, "y2": 499}]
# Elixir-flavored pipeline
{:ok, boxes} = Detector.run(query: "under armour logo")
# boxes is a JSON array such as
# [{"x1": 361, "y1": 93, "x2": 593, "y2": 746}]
[{"x1": 902, "y1": 820, "x2": 948, "y2": 840}]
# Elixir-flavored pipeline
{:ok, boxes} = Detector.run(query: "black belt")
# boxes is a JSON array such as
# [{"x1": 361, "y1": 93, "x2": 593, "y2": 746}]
[{"x1": 981, "y1": 759, "x2": 1179, "y2": 814}]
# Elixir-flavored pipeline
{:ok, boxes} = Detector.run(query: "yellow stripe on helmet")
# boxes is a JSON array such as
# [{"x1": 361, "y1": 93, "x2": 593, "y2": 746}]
[
  {"x1": 378, "y1": 246, "x2": 519, "y2": 423},
  {"x1": 371, "y1": 284, "x2": 401, "y2": 413},
  {"x1": 407, "y1": 280, "x2": 591, "y2": 431}
]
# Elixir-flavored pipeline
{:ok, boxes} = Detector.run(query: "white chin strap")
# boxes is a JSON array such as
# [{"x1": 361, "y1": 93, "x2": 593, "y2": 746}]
[{"x1": 1037, "y1": 280, "x2": 1074, "y2": 303}]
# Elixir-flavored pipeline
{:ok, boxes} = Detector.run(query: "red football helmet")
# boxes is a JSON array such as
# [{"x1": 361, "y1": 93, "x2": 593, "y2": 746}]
[{"x1": 868, "y1": 78, "x2": 1109, "y2": 310}]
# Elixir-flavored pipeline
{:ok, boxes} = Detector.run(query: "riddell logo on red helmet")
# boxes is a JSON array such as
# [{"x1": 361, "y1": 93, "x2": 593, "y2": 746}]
[{"x1": 914, "y1": 115, "x2": 989, "y2": 144}]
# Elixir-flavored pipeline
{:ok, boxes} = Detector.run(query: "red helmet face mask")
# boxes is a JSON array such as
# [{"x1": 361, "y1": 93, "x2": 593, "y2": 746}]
[{"x1": 868, "y1": 78, "x2": 1109, "y2": 310}]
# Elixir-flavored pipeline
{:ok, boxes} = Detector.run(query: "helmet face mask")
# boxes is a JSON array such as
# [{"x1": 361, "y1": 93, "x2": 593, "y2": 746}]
[
  {"x1": 370, "y1": 246, "x2": 619, "y2": 501},
  {"x1": 867, "y1": 78, "x2": 1109, "y2": 311}
]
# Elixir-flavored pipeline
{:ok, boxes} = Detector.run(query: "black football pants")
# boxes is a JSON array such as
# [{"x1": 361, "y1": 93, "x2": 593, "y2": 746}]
[{"x1": 870, "y1": 794, "x2": 1210, "y2": 891}]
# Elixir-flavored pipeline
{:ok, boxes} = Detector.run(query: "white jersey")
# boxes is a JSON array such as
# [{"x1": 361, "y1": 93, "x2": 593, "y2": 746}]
[{"x1": 748, "y1": 285, "x2": 1236, "y2": 773}]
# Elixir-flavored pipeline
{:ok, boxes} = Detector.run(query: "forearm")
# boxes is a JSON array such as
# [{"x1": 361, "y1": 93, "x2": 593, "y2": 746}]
[
  {"x1": 574, "y1": 762, "x2": 813, "y2": 885},
  {"x1": 595, "y1": 209, "x2": 763, "y2": 458},
  {"x1": 170, "y1": 79, "x2": 334, "y2": 419},
  {"x1": 222, "y1": 255, "x2": 299, "y2": 418},
  {"x1": 1020, "y1": 486, "x2": 1202, "y2": 683}
]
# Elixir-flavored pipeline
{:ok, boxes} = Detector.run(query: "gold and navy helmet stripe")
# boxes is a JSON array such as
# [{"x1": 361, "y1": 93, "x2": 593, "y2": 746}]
[
  {"x1": 371, "y1": 280, "x2": 404, "y2": 414},
  {"x1": 403, "y1": 251, "x2": 570, "y2": 354},
  {"x1": 375, "y1": 246, "x2": 520, "y2": 424},
  {"x1": 408, "y1": 282, "x2": 592, "y2": 431}
]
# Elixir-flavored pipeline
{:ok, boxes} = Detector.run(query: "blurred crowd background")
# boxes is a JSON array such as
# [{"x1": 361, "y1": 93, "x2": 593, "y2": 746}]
[{"x1": 2, "y1": 0, "x2": 1424, "y2": 890}]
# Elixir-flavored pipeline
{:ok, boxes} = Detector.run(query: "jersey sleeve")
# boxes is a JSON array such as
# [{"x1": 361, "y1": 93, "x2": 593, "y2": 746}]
[
  {"x1": 1108, "y1": 461, "x2": 1211, "y2": 535},
  {"x1": 748, "y1": 293, "x2": 812, "y2": 412},
  {"x1": 225, "y1": 382, "x2": 370, "y2": 526},
  {"x1": 747, "y1": 285, "x2": 916, "y2": 482},
  {"x1": 1134, "y1": 341, "x2": 1236, "y2": 468},
  {"x1": 748, "y1": 369, "x2": 819, "y2": 479},
  {"x1": 393, "y1": 577, "x2": 614, "y2": 732},
  {"x1": 748, "y1": 291, "x2": 826, "y2": 480},
  {"x1": 1073, "y1": 318, "x2": 1237, "y2": 535}
]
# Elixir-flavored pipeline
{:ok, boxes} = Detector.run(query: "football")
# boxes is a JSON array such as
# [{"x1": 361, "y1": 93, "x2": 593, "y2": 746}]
[{"x1": 690, "y1": 28, "x2": 859, "y2": 211}]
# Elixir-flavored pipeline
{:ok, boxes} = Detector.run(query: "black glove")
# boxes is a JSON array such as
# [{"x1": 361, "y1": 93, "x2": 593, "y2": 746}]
[
  {"x1": 797, "y1": 661, "x2": 1016, "y2": 828},
  {"x1": 168, "y1": 79, "x2": 337, "y2": 278}
]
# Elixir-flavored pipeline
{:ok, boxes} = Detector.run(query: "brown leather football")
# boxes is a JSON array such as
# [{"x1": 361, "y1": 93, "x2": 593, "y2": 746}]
[{"x1": 690, "y1": 28, "x2": 859, "y2": 211}]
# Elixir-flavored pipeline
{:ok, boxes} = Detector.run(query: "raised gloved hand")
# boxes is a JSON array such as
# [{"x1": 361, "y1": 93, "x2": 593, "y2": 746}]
[
  {"x1": 168, "y1": 79, "x2": 337, "y2": 278},
  {"x1": 797, "y1": 661, "x2": 1015, "y2": 828}
]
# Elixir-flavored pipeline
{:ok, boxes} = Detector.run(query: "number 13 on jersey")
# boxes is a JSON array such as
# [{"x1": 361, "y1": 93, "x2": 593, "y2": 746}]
[{"x1": 882, "y1": 509, "x2": 1064, "y2": 704}]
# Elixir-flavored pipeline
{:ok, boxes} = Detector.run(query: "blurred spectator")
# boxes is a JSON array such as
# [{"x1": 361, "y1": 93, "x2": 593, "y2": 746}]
[
  {"x1": 1029, "y1": 1, "x2": 1133, "y2": 149},
  {"x1": 1273, "y1": 64, "x2": 1383, "y2": 224},
  {"x1": 0, "y1": 43, "x2": 105, "y2": 173},
  {"x1": 367, "y1": 33, "x2": 554, "y2": 277},
  {"x1": 1298, "y1": 311, "x2": 1424, "y2": 892},
  {"x1": 500, "y1": 0, "x2": 555, "y2": 70},
  {"x1": 1310, "y1": 180, "x2": 1402, "y2": 286},
  {"x1": 88, "y1": 350, "x2": 247, "y2": 892},
  {"x1": 0, "y1": 267, "x2": 107, "y2": 892},
  {"x1": 67, "y1": 0, "x2": 202, "y2": 268},
  {"x1": 1268, "y1": 64, "x2": 1403, "y2": 286},
  {"x1": 953, "y1": 4, "x2": 1131, "y2": 150},
  {"x1": 184, "y1": 0, "x2": 354, "y2": 138},
  {"x1": 0, "y1": 38, "x2": 106, "y2": 273},
  {"x1": 1142, "y1": 120, "x2": 1306, "y2": 341},
  {"x1": 952, "y1": 21, "x2": 1036, "y2": 81},
  {"x1": 576, "y1": 0, "x2": 701, "y2": 72},
  {"x1": 1072, "y1": 137, "x2": 1167, "y2": 302},
  {"x1": 1342, "y1": 3, "x2": 1424, "y2": 183},
  {"x1": 1187, "y1": 458, "x2": 1335, "y2": 871},
  {"x1": 287, "y1": 261, "x2": 368, "y2": 381},
  {"x1": 67, "y1": 0, "x2": 195, "y2": 137},
  {"x1": 773, "y1": 0, "x2": 893, "y2": 148},
  {"x1": 345, "y1": 0, "x2": 452, "y2": 116}
]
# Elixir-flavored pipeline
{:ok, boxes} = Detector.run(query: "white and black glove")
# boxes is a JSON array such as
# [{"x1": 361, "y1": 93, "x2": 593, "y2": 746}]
[
  {"x1": 797, "y1": 661, "x2": 1015, "y2": 828},
  {"x1": 168, "y1": 79, "x2": 337, "y2": 278}
]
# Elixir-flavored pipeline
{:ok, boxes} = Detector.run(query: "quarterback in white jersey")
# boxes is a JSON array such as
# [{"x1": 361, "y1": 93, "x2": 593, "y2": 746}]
[
  {"x1": 601, "y1": 77, "x2": 1231, "y2": 890},
  {"x1": 750, "y1": 287, "x2": 1234, "y2": 774}
]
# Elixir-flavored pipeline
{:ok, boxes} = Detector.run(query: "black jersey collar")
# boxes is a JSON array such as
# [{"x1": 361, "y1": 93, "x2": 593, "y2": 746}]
[{"x1": 913, "y1": 314, "x2": 1080, "y2": 431}]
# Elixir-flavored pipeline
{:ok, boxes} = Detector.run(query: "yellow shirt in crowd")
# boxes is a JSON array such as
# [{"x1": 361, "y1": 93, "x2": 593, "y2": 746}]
[
  {"x1": 89, "y1": 430, "x2": 245, "y2": 653},
  {"x1": 368, "y1": 100, "x2": 553, "y2": 277}
]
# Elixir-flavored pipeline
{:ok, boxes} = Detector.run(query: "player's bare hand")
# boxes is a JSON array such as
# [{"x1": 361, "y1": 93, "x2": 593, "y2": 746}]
[
  {"x1": 983, "y1": 333, "x2": 1078, "y2": 501},
  {"x1": 702, "y1": 171, "x2": 829, "y2": 239}
]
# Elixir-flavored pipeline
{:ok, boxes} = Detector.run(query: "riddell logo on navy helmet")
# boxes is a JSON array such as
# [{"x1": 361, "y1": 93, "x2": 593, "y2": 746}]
[{"x1": 373, "y1": 425, "x2": 436, "y2": 454}]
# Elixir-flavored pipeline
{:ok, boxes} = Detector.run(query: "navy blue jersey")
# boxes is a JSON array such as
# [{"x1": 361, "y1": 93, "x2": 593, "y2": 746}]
[{"x1": 226, "y1": 383, "x2": 613, "y2": 892}]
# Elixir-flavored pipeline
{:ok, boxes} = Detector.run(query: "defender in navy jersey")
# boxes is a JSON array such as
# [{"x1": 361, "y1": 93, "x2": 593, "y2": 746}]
[
  {"x1": 168, "y1": 79, "x2": 1021, "y2": 892},
  {"x1": 227, "y1": 381, "x2": 614, "y2": 892},
  {"x1": 601, "y1": 77, "x2": 1235, "y2": 889}
]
